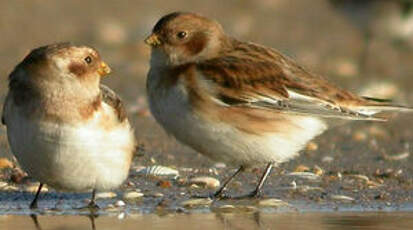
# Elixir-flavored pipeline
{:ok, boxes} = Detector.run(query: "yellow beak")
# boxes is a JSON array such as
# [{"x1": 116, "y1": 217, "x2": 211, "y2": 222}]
[
  {"x1": 144, "y1": 33, "x2": 162, "y2": 47},
  {"x1": 97, "y1": 61, "x2": 111, "y2": 77}
]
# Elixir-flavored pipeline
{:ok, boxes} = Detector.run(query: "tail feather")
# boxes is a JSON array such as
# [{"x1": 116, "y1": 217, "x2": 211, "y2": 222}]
[{"x1": 355, "y1": 98, "x2": 413, "y2": 118}]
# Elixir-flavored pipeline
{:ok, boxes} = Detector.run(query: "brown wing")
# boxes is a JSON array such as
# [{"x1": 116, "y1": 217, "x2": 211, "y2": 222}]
[
  {"x1": 196, "y1": 41, "x2": 385, "y2": 121},
  {"x1": 100, "y1": 84, "x2": 128, "y2": 122}
]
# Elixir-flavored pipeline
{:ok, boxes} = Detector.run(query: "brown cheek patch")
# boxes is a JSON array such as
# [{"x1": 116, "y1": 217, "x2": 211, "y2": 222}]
[
  {"x1": 184, "y1": 32, "x2": 208, "y2": 56},
  {"x1": 68, "y1": 62, "x2": 87, "y2": 77}
]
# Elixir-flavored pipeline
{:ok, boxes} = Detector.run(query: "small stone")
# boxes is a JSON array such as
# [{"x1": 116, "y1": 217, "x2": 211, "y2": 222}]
[
  {"x1": 348, "y1": 174, "x2": 370, "y2": 182},
  {"x1": 287, "y1": 172, "x2": 320, "y2": 180},
  {"x1": 383, "y1": 152, "x2": 410, "y2": 161},
  {"x1": 117, "y1": 212, "x2": 126, "y2": 220},
  {"x1": 123, "y1": 191, "x2": 144, "y2": 199},
  {"x1": 353, "y1": 131, "x2": 367, "y2": 142},
  {"x1": 218, "y1": 205, "x2": 236, "y2": 212},
  {"x1": 313, "y1": 165, "x2": 324, "y2": 176},
  {"x1": 114, "y1": 200, "x2": 126, "y2": 207},
  {"x1": 146, "y1": 192, "x2": 164, "y2": 198},
  {"x1": 136, "y1": 165, "x2": 179, "y2": 177},
  {"x1": 290, "y1": 180, "x2": 297, "y2": 189},
  {"x1": 26, "y1": 184, "x2": 48, "y2": 193},
  {"x1": 368, "y1": 126, "x2": 388, "y2": 139},
  {"x1": 180, "y1": 198, "x2": 212, "y2": 208},
  {"x1": 214, "y1": 162, "x2": 226, "y2": 169},
  {"x1": 258, "y1": 199, "x2": 289, "y2": 207},
  {"x1": 0, "y1": 182, "x2": 7, "y2": 188},
  {"x1": 306, "y1": 142, "x2": 318, "y2": 151},
  {"x1": 0, "y1": 158, "x2": 13, "y2": 169},
  {"x1": 3, "y1": 185, "x2": 18, "y2": 191},
  {"x1": 189, "y1": 177, "x2": 220, "y2": 189},
  {"x1": 321, "y1": 156, "x2": 334, "y2": 163},
  {"x1": 294, "y1": 165, "x2": 310, "y2": 172},
  {"x1": 96, "y1": 192, "x2": 117, "y2": 199},
  {"x1": 157, "y1": 180, "x2": 172, "y2": 188},
  {"x1": 330, "y1": 195, "x2": 355, "y2": 202},
  {"x1": 10, "y1": 168, "x2": 27, "y2": 184}
]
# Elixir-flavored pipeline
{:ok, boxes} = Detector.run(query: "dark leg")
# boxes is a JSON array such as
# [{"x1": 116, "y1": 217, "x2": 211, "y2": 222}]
[
  {"x1": 88, "y1": 189, "x2": 99, "y2": 209},
  {"x1": 236, "y1": 162, "x2": 273, "y2": 199},
  {"x1": 213, "y1": 166, "x2": 244, "y2": 199},
  {"x1": 30, "y1": 214, "x2": 42, "y2": 230},
  {"x1": 30, "y1": 183, "x2": 44, "y2": 209},
  {"x1": 88, "y1": 213, "x2": 97, "y2": 230}
]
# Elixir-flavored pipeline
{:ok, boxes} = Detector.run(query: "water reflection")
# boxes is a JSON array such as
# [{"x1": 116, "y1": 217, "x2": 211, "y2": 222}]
[{"x1": 2, "y1": 212, "x2": 410, "y2": 230}]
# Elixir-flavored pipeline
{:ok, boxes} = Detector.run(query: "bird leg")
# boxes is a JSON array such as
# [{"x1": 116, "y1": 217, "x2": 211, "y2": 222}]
[
  {"x1": 30, "y1": 183, "x2": 44, "y2": 209},
  {"x1": 213, "y1": 166, "x2": 244, "y2": 199},
  {"x1": 88, "y1": 189, "x2": 99, "y2": 210},
  {"x1": 192, "y1": 166, "x2": 244, "y2": 199},
  {"x1": 235, "y1": 162, "x2": 273, "y2": 199}
]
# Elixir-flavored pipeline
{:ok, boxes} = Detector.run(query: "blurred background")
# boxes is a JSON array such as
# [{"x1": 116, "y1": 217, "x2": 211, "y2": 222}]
[{"x1": 1, "y1": 0, "x2": 412, "y2": 168}]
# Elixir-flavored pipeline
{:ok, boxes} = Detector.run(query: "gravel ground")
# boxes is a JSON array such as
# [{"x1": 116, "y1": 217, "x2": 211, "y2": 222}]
[{"x1": 0, "y1": 0, "x2": 412, "y2": 224}]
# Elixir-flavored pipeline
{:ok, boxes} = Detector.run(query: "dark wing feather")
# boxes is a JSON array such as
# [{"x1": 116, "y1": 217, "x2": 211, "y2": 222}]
[
  {"x1": 100, "y1": 84, "x2": 127, "y2": 122},
  {"x1": 196, "y1": 41, "x2": 383, "y2": 121}
]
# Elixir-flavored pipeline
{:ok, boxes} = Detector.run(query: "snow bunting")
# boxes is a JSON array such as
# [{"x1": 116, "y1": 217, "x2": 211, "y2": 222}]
[
  {"x1": 1, "y1": 43, "x2": 136, "y2": 208},
  {"x1": 145, "y1": 12, "x2": 412, "y2": 199}
]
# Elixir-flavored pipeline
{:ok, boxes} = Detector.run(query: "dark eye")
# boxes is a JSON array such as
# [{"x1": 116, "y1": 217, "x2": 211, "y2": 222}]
[
  {"x1": 84, "y1": 56, "x2": 92, "y2": 64},
  {"x1": 177, "y1": 31, "x2": 187, "y2": 39}
]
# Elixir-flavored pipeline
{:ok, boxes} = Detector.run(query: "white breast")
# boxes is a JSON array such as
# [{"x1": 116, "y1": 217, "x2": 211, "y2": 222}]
[
  {"x1": 147, "y1": 68, "x2": 327, "y2": 167},
  {"x1": 6, "y1": 103, "x2": 134, "y2": 192}
]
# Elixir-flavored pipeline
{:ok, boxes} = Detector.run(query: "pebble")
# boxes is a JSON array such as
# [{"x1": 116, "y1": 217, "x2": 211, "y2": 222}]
[
  {"x1": 218, "y1": 205, "x2": 236, "y2": 212},
  {"x1": 117, "y1": 212, "x2": 126, "y2": 220},
  {"x1": 321, "y1": 156, "x2": 334, "y2": 163},
  {"x1": 25, "y1": 184, "x2": 48, "y2": 193},
  {"x1": 0, "y1": 158, "x2": 13, "y2": 169},
  {"x1": 0, "y1": 182, "x2": 7, "y2": 188},
  {"x1": 3, "y1": 185, "x2": 18, "y2": 191},
  {"x1": 330, "y1": 195, "x2": 355, "y2": 202},
  {"x1": 294, "y1": 165, "x2": 310, "y2": 172},
  {"x1": 313, "y1": 166, "x2": 324, "y2": 176},
  {"x1": 114, "y1": 200, "x2": 126, "y2": 207},
  {"x1": 157, "y1": 180, "x2": 172, "y2": 188},
  {"x1": 96, "y1": 192, "x2": 117, "y2": 199},
  {"x1": 306, "y1": 142, "x2": 318, "y2": 151},
  {"x1": 213, "y1": 162, "x2": 226, "y2": 169},
  {"x1": 352, "y1": 131, "x2": 368, "y2": 142},
  {"x1": 348, "y1": 174, "x2": 370, "y2": 182},
  {"x1": 258, "y1": 199, "x2": 289, "y2": 207},
  {"x1": 123, "y1": 191, "x2": 144, "y2": 199},
  {"x1": 180, "y1": 198, "x2": 212, "y2": 208},
  {"x1": 136, "y1": 165, "x2": 179, "y2": 177},
  {"x1": 287, "y1": 172, "x2": 320, "y2": 180},
  {"x1": 146, "y1": 192, "x2": 164, "y2": 198},
  {"x1": 383, "y1": 152, "x2": 410, "y2": 161},
  {"x1": 189, "y1": 176, "x2": 220, "y2": 189}
]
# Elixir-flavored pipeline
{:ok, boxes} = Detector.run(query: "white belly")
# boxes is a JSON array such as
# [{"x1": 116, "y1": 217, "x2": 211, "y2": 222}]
[
  {"x1": 6, "y1": 109, "x2": 134, "y2": 192},
  {"x1": 148, "y1": 75, "x2": 327, "y2": 167}
]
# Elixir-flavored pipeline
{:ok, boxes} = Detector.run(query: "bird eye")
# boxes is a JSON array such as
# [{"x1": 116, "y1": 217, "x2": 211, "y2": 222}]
[
  {"x1": 177, "y1": 31, "x2": 187, "y2": 39},
  {"x1": 84, "y1": 56, "x2": 92, "y2": 64}
]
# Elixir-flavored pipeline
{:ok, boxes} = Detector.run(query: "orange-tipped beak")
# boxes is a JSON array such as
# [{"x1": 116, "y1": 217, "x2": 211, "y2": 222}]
[
  {"x1": 97, "y1": 61, "x2": 111, "y2": 77},
  {"x1": 144, "y1": 33, "x2": 162, "y2": 47}
]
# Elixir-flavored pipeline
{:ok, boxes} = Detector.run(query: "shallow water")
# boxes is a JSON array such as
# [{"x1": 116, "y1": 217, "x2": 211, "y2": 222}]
[{"x1": 2, "y1": 212, "x2": 413, "y2": 230}]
